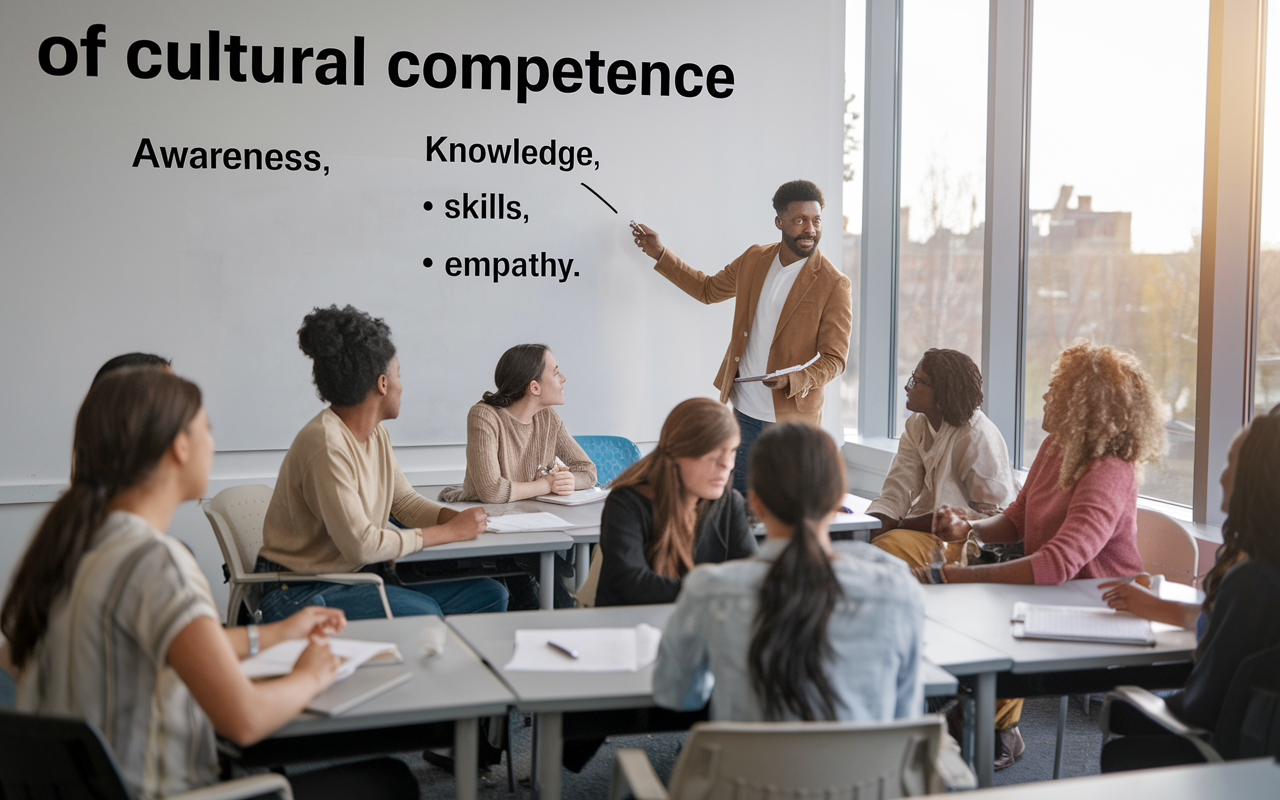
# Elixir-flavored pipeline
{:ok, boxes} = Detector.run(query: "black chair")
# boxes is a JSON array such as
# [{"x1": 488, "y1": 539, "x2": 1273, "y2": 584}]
[
  {"x1": 0, "y1": 709, "x2": 292, "y2": 800},
  {"x1": 1099, "y1": 642, "x2": 1280, "y2": 771}
]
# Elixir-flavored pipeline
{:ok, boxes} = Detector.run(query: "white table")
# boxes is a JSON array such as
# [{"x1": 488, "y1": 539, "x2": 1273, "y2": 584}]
[
  {"x1": 953, "y1": 757, "x2": 1280, "y2": 799},
  {"x1": 232, "y1": 617, "x2": 516, "y2": 800},
  {"x1": 435, "y1": 490, "x2": 605, "y2": 593},
  {"x1": 397, "y1": 530, "x2": 574, "y2": 609},
  {"x1": 921, "y1": 579, "x2": 1197, "y2": 788},
  {"x1": 450, "y1": 604, "x2": 965, "y2": 800}
]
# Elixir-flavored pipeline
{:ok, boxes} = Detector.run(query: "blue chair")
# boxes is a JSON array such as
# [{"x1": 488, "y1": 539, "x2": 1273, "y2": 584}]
[{"x1": 574, "y1": 435, "x2": 642, "y2": 487}]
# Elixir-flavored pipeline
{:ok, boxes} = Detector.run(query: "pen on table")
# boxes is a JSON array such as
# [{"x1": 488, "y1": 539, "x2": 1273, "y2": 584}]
[{"x1": 546, "y1": 640, "x2": 579, "y2": 659}]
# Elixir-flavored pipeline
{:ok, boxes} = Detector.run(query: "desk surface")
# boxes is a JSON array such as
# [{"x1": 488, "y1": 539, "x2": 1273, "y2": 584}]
[
  {"x1": 269, "y1": 617, "x2": 515, "y2": 737},
  {"x1": 922, "y1": 579, "x2": 1196, "y2": 674},
  {"x1": 448, "y1": 605, "x2": 672, "y2": 713},
  {"x1": 922, "y1": 618, "x2": 1013, "y2": 676},
  {"x1": 397, "y1": 530, "x2": 574, "y2": 562},
  {"x1": 955, "y1": 758, "x2": 1280, "y2": 799}
]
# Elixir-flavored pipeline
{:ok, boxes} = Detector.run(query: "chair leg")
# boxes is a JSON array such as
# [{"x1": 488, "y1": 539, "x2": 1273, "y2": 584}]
[
  {"x1": 507, "y1": 712, "x2": 516, "y2": 793},
  {"x1": 1053, "y1": 695, "x2": 1068, "y2": 779}
]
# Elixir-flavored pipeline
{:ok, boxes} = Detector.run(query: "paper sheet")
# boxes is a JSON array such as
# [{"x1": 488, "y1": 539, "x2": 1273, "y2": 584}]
[
  {"x1": 733, "y1": 353, "x2": 821, "y2": 383},
  {"x1": 504, "y1": 624, "x2": 662, "y2": 672},
  {"x1": 240, "y1": 638, "x2": 403, "y2": 682},
  {"x1": 485, "y1": 511, "x2": 572, "y2": 533},
  {"x1": 536, "y1": 487, "x2": 611, "y2": 506}
]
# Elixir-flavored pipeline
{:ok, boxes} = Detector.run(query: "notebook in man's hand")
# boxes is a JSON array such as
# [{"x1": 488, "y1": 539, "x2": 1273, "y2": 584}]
[{"x1": 1011, "y1": 602, "x2": 1155, "y2": 646}]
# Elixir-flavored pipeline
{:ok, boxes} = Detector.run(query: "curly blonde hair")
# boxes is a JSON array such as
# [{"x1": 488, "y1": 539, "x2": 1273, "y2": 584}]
[{"x1": 1042, "y1": 341, "x2": 1167, "y2": 489}]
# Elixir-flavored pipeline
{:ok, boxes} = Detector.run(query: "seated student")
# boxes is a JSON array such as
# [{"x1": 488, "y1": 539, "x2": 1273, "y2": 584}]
[
  {"x1": 1099, "y1": 413, "x2": 1280, "y2": 770},
  {"x1": 596, "y1": 398, "x2": 758, "y2": 607},
  {"x1": 256, "y1": 305, "x2": 507, "y2": 621},
  {"x1": 439, "y1": 343, "x2": 596, "y2": 503},
  {"x1": 654, "y1": 421, "x2": 923, "y2": 721},
  {"x1": 3, "y1": 368, "x2": 415, "y2": 800},
  {"x1": 883, "y1": 341, "x2": 1166, "y2": 769},
  {"x1": 867, "y1": 348, "x2": 1016, "y2": 538}
]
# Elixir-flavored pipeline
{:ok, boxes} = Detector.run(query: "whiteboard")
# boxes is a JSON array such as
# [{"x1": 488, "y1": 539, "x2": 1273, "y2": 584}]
[{"x1": 0, "y1": 0, "x2": 845, "y2": 483}]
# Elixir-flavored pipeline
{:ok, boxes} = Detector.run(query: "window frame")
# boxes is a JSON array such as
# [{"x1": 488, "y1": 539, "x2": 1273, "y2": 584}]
[{"x1": 847, "y1": 0, "x2": 1266, "y2": 526}]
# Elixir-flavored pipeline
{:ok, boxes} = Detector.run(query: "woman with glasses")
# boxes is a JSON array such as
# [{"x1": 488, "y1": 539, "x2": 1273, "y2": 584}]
[{"x1": 867, "y1": 348, "x2": 1017, "y2": 566}]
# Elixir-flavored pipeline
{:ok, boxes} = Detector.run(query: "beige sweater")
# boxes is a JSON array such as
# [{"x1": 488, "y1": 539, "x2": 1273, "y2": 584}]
[
  {"x1": 440, "y1": 403, "x2": 596, "y2": 503},
  {"x1": 260, "y1": 408, "x2": 442, "y2": 574}
]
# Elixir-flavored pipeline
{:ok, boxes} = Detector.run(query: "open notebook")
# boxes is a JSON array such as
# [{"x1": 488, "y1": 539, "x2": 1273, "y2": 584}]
[
  {"x1": 241, "y1": 638, "x2": 404, "y2": 681},
  {"x1": 1011, "y1": 602, "x2": 1156, "y2": 646}
]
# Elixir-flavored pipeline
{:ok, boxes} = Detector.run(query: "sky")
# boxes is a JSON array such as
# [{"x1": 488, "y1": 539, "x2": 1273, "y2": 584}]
[{"x1": 841, "y1": 0, "x2": 1258, "y2": 255}]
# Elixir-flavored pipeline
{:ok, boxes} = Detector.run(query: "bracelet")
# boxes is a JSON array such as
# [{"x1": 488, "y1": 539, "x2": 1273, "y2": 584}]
[{"x1": 247, "y1": 624, "x2": 260, "y2": 656}]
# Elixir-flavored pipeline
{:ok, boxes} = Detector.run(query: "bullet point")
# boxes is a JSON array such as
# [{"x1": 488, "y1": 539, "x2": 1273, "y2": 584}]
[
  {"x1": 423, "y1": 201, "x2": 433, "y2": 211},
  {"x1": 423, "y1": 258, "x2": 433, "y2": 267}
]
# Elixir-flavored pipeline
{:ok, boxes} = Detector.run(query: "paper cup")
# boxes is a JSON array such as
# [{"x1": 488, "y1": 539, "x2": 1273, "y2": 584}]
[{"x1": 419, "y1": 618, "x2": 448, "y2": 657}]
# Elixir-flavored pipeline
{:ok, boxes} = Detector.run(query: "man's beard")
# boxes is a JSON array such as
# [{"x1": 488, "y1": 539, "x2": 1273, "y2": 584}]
[{"x1": 783, "y1": 229, "x2": 820, "y2": 257}]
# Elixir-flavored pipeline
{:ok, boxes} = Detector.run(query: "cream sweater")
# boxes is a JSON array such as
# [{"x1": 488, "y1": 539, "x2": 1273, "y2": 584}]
[
  {"x1": 440, "y1": 403, "x2": 596, "y2": 504},
  {"x1": 259, "y1": 408, "x2": 442, "y2": 574}
]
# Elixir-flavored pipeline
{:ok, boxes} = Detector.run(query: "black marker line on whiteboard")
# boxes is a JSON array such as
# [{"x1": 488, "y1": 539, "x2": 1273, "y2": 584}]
[{"x1": 580, "y1": 183, "x2": 617, "y2": 214}]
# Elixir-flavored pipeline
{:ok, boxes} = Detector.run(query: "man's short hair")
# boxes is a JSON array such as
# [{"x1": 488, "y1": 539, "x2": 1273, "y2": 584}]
[
  {"x1": 772, "y1": 180, "x2": 825, "y2": 215},
  {"x1": 92, "y1": 353, "x2": 171, "y2": 387}
]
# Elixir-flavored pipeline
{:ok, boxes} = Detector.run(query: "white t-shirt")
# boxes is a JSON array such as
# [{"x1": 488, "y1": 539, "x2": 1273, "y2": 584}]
[
  {"x1": 17, "y1": 511, "x2": 221, "y2": 799},
  {"x1": 731, "y1": 251, "x2": 805, "y2": 422}
]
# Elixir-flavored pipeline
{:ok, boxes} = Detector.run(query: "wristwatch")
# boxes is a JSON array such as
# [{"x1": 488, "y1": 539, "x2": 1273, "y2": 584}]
[
  {"x1": 247, "y1": 624, "x2": 260, "y2": 656},
  {"x1": 929, "y1": 563, "x2": 945, "y2": 585}
]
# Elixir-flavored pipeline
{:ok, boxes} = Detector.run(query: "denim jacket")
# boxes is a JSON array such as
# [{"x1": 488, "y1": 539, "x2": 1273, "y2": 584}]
[{"x1": 653, "y1": 538, "x2": 924, "y2": 721}]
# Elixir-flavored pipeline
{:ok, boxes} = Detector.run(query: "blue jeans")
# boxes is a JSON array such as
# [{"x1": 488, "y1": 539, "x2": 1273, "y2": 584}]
[
  {"x1": 733, "y1": 408, "x2": 773, "y2": 496},
  {"x1": 258, "y1": 576, "x2": 508, "y2": 622}
]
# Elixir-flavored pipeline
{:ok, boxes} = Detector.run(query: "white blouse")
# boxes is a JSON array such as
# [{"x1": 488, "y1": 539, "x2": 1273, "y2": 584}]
[{"x1": 866, "y1": 410, "x2": 1017, "y2": 522}]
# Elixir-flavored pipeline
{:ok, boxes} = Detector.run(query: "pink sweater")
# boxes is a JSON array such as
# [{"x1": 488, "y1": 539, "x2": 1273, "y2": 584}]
[{"x1": 1004, "y1": 435, "x2": 1144, "y2": 585}]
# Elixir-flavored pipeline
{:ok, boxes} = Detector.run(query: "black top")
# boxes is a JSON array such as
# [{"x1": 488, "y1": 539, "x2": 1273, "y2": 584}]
[
  {"x1": 595, "y1": 485, "x2": 758, "y2": 607},
  {"x1": 1169, "y1": 558, "x2": 1280, "y2": 730}
]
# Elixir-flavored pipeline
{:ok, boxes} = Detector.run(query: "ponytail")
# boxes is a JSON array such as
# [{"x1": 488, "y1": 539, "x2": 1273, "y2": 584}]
[
  {"x1": 745, "y1": 422, "x2": 846, "y2": 721},
  {"x1": 483, "y1": 344, "x2": 549, "y2": 407},
  {"x1": 1, "y1": 369, "x2": 202, "y2": 670}
]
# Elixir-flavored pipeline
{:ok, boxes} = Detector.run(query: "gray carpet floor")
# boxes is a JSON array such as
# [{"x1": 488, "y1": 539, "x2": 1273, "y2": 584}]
[{"x1": 278, "y1": 695, "x2": 1105, "y2": 797}]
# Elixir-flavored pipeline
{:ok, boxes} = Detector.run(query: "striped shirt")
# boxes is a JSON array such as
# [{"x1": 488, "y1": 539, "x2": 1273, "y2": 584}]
[{"x1": 17, "y1": 511, "x2": 221, "y2": 799}]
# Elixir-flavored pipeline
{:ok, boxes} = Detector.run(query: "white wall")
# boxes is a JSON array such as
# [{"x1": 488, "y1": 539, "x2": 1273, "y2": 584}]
[{"x1": 0, "y1": 0, "x2": 846, "y2": 606}]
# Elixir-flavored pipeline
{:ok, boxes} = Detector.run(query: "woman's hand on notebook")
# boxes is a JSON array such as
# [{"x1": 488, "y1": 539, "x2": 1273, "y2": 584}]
[
  {"x1": 293, "y1": 635, "x2": 341, "y2": 693},
  {"x1": 431, "y1": 506, "x2": 488, "y2": 544},
  {"x1": 273, "y1": 606, "x2": 347, "y2": 644},
  {"x1": 549, "y1": 466, "x2": 576, "y2": 496}
]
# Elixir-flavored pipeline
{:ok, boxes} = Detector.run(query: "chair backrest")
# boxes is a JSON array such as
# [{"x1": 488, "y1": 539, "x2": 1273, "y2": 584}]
[
  {"x1": 665, "y1": 718, "x2": 945, "y2": 800},
  {"x1": 1135, "y1": 508, "x2": 1199, "y2": 586},
  {"x1": 203, "y1": 484, "x2": 275, "y2": 581},
  {"x1": 0, "y1": 709, "x2": 132, "y2": 800},
  {"x1": 573, "y1": 435, "x2": 642, "y2": 487},
  {"x1": 1213, "y1": 642, "x2": 1280, "y2": 760}
]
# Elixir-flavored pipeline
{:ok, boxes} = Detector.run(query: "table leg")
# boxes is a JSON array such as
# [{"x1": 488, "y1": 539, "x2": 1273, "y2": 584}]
[
  {"x1": 540, "y1": 552, "x2": 555, "y2": 609},
  {"x1": 534, "y1": 711, "x2": 563, "y2": 800},
  {"x1": 454, "y1": 717, "x2": 478, "y2": 800},
  {"x1": 960, "y1": 694, "x2": 975, "y2": 767},
  {"x1": 975, "y1": 672, "x2": 996, "y2": 788},
  {"x1": 574, "y1": 542, "x2": 591, "y2": 592}
]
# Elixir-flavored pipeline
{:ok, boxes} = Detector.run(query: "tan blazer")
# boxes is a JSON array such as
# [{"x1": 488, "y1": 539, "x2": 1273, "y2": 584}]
[{"x1": 654, "y1": 243, "x2": 853, "y2": 425}]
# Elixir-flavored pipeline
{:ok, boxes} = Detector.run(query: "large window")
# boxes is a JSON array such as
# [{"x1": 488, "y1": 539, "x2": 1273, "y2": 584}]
[
  {"x1": 1023, "y1": 1, "x2": 1207, "y2": 505},
  {"x1": 841, "y1": 0, "x2": 866, "y2": 438},
  {"x1": 1256, "y1": 3, "x2": 1280, "y2": 415},
  {"x1": 895, "y1": 0, "x2": 988, "y2": 436}
]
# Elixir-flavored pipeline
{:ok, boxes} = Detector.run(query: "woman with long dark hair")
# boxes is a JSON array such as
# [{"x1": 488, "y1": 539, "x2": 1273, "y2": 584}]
[
  {"x1": 4, "y1": 368, "x2": 416, "y2": 800},
  {"x1": 1100, "y1": 413, "x2": 1280, "y2": 770},
  {"x1": 595, "y1": 397, "x2": 757, "y2": 607},
  {"x1": 653, "y1": 421, "x2": 923, "y2": 721},
  {"x1": 440, "y1": 343, "x2": 595, "y2": 503}
]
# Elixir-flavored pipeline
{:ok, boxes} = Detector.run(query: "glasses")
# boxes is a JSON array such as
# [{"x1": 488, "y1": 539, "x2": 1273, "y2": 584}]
[{"x1": 906, "y1": 373, "x2": 931, "y2": 389}]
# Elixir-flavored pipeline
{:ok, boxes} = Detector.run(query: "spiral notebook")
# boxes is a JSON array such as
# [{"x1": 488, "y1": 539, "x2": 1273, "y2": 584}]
[{"x1": 1011, "y1": 602, "x2": 1155, "y2": 646}]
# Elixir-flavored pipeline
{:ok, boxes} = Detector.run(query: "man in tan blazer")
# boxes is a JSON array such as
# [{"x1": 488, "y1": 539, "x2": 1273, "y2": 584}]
[{"x1": 632, "y1": 180, "x2": 853, "y2": 493}]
